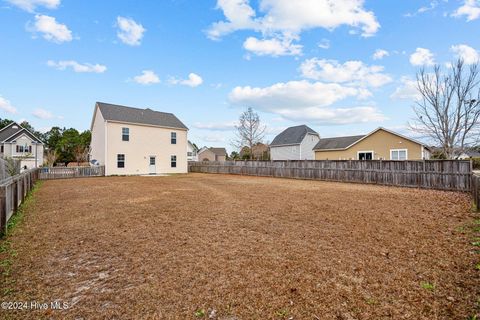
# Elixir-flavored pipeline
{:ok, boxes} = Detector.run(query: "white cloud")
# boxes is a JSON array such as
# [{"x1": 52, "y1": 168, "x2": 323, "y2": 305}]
[
  {"x1": 243, "y1": 35, "x2": 302, "y2": 56},
  {"x1": 0, "y1": 96, "x2": 17, "y2": 114},
  {"x1": 390, "y1": 76, "x2": 420, "y2": 100},
  {"x1": 30, "y1": 14, "x2": 72, "y2": 43},
  {"x1": 47, "y1": 60, "x2": 107, "y2": 73},
  {"x1": 372, "y1": 49, "x2": 389, "y2": 60},
  {"x1": 116, "y1": 16, "x2": 146, "y2": 46},
  {"x1": 452, "y1": 0, "x2": 480, "y2": 21},
  {"x1": 6, "y1": 0, "x2": 60, "y2": 12},
  {"x1": 133, "y1": 70, "x2": 160, "y2": 85},
  {"x1": 318, "y1": 38, "x2": 330, "y2": 49},
  {"x1": 200, "y1": 134, "x2": 227, "y2": 143},
  {"x1": 299, "y1": 58, "x2": 392, "y2": 88},
  {"x1": 409, "y1": 48, "x2": 435, "y2": 66},
  {"x1": 450, "y1": 44, "x2": 479, "y2": 64},
  {"x1": 207, "y1": 0, "x2": 379, "y2": 56},
  {"x1": 32, "y1": 108, "x2": 58, "y2": 119},
  {"x1": 193, "y1": 121, "x2": 237, "y2": 131},
  {"x1": 228, "y1": 80, "x2": 385, "y2": 124},
  {"x1": 169, "y1": 73, "x2": 203, "y2": 87},
  {"x1": 405, "y1": 1, "x2": 439, "y2": 17}
]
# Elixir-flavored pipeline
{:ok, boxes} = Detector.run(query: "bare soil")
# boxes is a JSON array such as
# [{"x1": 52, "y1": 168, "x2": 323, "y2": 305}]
[{"x1": 1, "y1": 173, "x2": 479, "y2": 319}]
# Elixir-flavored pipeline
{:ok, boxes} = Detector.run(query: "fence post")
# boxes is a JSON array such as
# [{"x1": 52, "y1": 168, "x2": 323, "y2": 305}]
[{"x1": 0, "y1": 186, "x2": 6, "y2": 235}]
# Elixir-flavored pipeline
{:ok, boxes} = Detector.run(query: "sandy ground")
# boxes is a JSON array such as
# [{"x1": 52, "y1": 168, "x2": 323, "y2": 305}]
[{"x1": 1, "y1": 173, "x2": 479, "y2": 319}]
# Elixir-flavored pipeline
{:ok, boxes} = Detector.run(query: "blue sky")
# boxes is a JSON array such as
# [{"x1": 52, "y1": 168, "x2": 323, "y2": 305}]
[{"x1": 0, "y1": 0, "x2": 479, "y2": 151}]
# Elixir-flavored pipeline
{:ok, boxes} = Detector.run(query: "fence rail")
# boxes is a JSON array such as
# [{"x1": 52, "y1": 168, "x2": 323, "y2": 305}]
[
  {"x1": 0, "y1": 168, "x2": 39, "y2": 234},
  {"x1": 38, "y1": 166, "x2": 105, "y2": 180},
  {"x1": 473, "y1": 174, "x2": 480, "y2": 211},
  {"x1": 189, "y1": 160, "x2": 473, "y2": 192}
]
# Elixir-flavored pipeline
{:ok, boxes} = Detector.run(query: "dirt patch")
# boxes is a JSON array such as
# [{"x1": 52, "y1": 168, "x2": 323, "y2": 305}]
[{"x1": 1, "y1": 174, "x2": 479, "y2": 319}]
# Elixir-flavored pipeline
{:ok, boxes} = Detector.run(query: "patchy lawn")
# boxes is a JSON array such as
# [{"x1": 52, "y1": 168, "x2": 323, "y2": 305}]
[{"x1": 1, "y1": 174, "x2": 479, "y2": 319}]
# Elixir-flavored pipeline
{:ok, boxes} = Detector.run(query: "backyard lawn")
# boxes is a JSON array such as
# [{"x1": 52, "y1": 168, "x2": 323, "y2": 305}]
[{"x1": 1, "y1": 173, "x2": 479, "y2": 319}]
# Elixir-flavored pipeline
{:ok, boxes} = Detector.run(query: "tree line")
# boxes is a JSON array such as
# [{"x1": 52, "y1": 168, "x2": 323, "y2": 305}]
[{"x1": 0, "y1": 119, "x2": 91, "y2": 166}]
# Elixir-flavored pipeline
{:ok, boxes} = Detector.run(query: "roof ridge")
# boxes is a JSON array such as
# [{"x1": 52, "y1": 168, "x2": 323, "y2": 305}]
[{"x1": 97, "y1": 101, "x2": 175, "y2": 115}]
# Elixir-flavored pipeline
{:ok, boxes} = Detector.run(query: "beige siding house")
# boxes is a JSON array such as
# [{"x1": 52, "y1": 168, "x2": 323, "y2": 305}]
[
  {"x1": 314, "y1": 127, "x2": 430, "y2": 160},
  {"x1": 90, "y1": 102, "x2": 188, "y2": 175},
  {"x1": 198, "y1": 147, "x2": 227, "y2": 161},
  {"x1": 0, "y1": 122, "x2": 44, "y2": 169}
]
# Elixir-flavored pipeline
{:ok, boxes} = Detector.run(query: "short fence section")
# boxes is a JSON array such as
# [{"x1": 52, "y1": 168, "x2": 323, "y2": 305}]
[
  {"x1": 472, "y1": 174, "x2": 480, "y2": 210},
  {"x1": 39, "y1": 166, "x2": 105, "y2": 180},
  {"x1": 189, "y1": 160, "x2": 473, "y2": 192},
  {"x1": 0, "y1": 169, "x2": 39, "y2": 234}
]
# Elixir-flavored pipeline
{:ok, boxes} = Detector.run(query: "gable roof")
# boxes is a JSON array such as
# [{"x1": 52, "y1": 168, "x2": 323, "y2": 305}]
[
  {"x1": 0, "y1": 122, "x2": 43, "y2": 143},
  {"x1": 270, "y1": 125, "x2": 318, "y2": 147},
  {"x1": 96, "y1": 102, "x2": 188, "y2": 130},
  {"x1": 209, "y1": 147, "x2": 227, "y2": 156},
  {"x1": 314, "y1": 135, "x2": 365, "y2": 151},
  {"x1": 462, "y1": 150, "x2": 480, "y2": 158},
  {"x1": 314, "y1": 127, "x2": 427, "y2": 151}
]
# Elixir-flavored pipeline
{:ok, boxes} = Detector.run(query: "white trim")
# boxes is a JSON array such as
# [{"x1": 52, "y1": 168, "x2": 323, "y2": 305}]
[
  {"x1": 1, "y1": 122, "x2": 44, "y2": 144},
  {"x1": 357, "y1": 150, "x2": 374, "y2": 160},
  {"x1": 390, "y1": 148, "x2": 408, "y2": 160}
]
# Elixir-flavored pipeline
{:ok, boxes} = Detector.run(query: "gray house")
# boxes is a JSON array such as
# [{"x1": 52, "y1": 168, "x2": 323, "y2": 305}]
[{"x1": 270, "y1": 125, "x2": 320, "y2": 160}]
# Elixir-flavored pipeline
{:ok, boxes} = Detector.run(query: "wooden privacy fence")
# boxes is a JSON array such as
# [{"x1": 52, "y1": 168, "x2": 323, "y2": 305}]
[
  {"x1": 38, "y1": 166, "x2": 105, "y2": 180},
  {"x1": 189, "y1": 160, "x2": 473, "y2": 192},
  {"x1": 0, "y1": 168, "x2": 39, "y2": 234},
  {"x1": 472, "y1": 174, "x2": 480, "y2": 210}
]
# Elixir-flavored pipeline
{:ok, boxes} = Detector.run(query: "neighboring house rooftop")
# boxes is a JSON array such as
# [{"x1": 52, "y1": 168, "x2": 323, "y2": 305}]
[
  {"x1": 314, "y1": 135, "x2": 366, "y2": 151},
  {"x1": 209, "y1": 147, "x2": 227, "y2": 156},
  {"x1": 0, "y1": 122, "x2": 43, "y2": 143},
  {"x1": 313, "y1": 127, "x2": 428, "y2": 151},
  {"x1": 270, "y1": 125, "x2": 318, "y2": 146},
  {"x1": 96, "y1": 102, "x2": 188, "y2": 130},
  {"x1": 462, "y1": 150, "x2": 480, "y2": 158}
]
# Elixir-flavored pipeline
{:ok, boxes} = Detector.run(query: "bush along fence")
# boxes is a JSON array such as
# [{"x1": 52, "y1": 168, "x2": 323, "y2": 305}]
[
  {"x1": 38, "y1": 166, "x2": 105, "y2": 180},
  {"x1": 189, "y1": 160, "x2": 473, "y2": 192},
  {"x1": 472, "y1": 174, "x2": 480, "y2": 211},
  {"x1": 0, "y1": 168, "x2": 39, "y2": 234}
]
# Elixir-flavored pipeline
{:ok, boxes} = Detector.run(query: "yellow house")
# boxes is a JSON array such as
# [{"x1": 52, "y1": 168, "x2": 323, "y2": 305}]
[{"x1": 313, "y1": 127, "x2": 431, "y2": 160}]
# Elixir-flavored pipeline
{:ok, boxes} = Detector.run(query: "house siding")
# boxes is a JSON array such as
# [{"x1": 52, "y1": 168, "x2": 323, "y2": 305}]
[
  {"x1": 198, "y1": 149, "x2": 216, "y2": 161},
  {"x1": 315, "y1": 129, "x2": 427, "y2": 160},
  {"x1": 299, "y1": 133, "x2": 320, "y2": 160},
  {"x1": 90, "y1": 107, "x2": 106, "y2": 165},
  {"x1": 1, "y1": 135, "x2": 44, "y2": 169},
  {"x1": 271, "y1": 134, "x2": 319, "y2": 160},
  {"x1": 105, "y1": 122, "x2": 187, "y2": 175}
]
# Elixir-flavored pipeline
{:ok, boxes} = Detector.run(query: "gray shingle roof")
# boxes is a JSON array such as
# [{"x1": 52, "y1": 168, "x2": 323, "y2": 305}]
[
  {"x1": 0, "y1": 122, "x2": 42, "y2": 143},
  {"x1": 97, "y1": 102, "x2": 188, "y2": 130},
  {"x1": 209, "y1": 147, "x2": 227, "y2": 156},
  {"x1": 270, "y1": 125, "x2": 318, "y2": 146},
  {"x1": 313, "y1": 135, "x2": 365, "y2": 150}
]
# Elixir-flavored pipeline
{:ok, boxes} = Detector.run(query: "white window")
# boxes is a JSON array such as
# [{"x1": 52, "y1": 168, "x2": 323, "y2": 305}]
[{"x1": 390, "y1": 149, "x2": 408, "y2": 160}]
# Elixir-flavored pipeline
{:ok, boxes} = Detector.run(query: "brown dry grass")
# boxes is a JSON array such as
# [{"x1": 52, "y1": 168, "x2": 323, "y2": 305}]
[{"x1": 1, "y1": 173, "x2": 479, "y2": 319}]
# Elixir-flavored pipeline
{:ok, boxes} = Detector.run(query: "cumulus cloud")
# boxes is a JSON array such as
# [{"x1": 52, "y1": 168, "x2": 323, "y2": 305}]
[
  {"x1": 452, "y1": 0, "x2": 480, "y2": 21},
  {"x1": 47, "y1": 60, "x2": 107, "y2": 73},
  {"x1": 133, "y1": 70, "x2": 160, "y2": 85},
  {"x1": 228, "y1": 80, "x2": 385, "y2": 124},
  {"x1": 30, "y1": 14, "x2": 72, "y2": 43},
  {"x1": 299, "y1": 58, "x2": 392, "y2": 88},
  {"x1": 32, "y1": 108, "x2": 61, "y2": 120},
  {"x1": 372, "y1": 49, "x2": 389, "y2": 60},
  {"x1": 193, "y1": 121, "x2": 237, "y2": 131},
  {"x1": 116, "y1": 16, "x2": 146, "y2": 46},
  {"x1": 450, "y1": 44, "x2": 479, "y2": 64},
  {"x1": 390, "y1": 76, "x2": 420, "y2": 100},
  {"x1": 243, "y1": 35, "x2": 302, "y2": 56},
  {"x1": 0, "y1": 96, "x2": 17, "y2": 114},
  {"x1": 169, "y1": 73, "x2": 203, "y2": 87},
  {"x1": 207, "y1": 0, "x2": 379, "y2": 56},
  {"x1": 409, "y1": 48, "x2": 435, "y2": 66},
  {"x1": 6, "y1": 0, "x2": 60, "y2": 12}
]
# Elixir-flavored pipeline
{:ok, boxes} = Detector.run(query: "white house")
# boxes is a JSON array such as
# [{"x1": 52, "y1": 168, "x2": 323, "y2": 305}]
[
  {"x1": 0, "y1": 122, "x2": 44, "y2": 169},
  {"x1": 270, "y1": 125, "x2": 320, "y2": 160},
  {"x1": 187, "y1": 140, "x2": 198, "y2": 161},
  {"x1": 90, "y1": 102, "x2": 189, "y2": 175}
]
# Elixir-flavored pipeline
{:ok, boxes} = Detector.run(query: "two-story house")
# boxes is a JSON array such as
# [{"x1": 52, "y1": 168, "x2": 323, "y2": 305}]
[
  {"x1": 90, "y1": 102, "x2": 188, "y2": 175},
  {"x1": 0, "y1": 122, "x2": 44, "y2": 169}
]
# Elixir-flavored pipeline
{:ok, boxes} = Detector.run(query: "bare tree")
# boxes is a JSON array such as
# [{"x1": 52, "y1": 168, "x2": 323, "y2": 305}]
[
  {"x1": 411, "y1": 59, "x2": 480, "y2": 159},
  {"x1": 232, "y1": 107, "x2": 266, "y2": 160},
  {"x1": 73, "y1": 145, "x2": 88, "y2": 165},
  {"x1": 44, "y1": 149, "x2": 58, "y2": 167}
]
